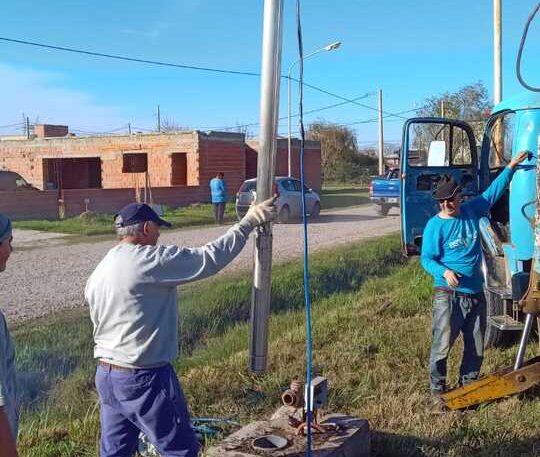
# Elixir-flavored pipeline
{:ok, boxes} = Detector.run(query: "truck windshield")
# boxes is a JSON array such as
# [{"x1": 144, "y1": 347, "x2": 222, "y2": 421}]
[{"x1": 407, "y1": 122, "x2": 473, "y2": 167}]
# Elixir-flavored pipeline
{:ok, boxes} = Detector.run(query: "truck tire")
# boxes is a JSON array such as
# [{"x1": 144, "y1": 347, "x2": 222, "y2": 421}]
[
  {"x1": 484, "y1": 289, "x2": 514, "y2": 348},
  {"x1": 375, "y1": 204, "x2": 390, "y2": 216}
]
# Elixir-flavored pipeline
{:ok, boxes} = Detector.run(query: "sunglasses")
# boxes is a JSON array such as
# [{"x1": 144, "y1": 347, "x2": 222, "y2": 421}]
[{"x1": 437, "y1": 196, "x2": 459, "y2": 204}]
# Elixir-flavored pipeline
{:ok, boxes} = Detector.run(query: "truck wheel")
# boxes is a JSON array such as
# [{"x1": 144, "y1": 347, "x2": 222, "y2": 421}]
[
  {"x1": 376, "y1": 204, "x2": 390, "y2": 216},
  {"x1": 484, "y1": 289, "x2": 514, "y2": 348}
]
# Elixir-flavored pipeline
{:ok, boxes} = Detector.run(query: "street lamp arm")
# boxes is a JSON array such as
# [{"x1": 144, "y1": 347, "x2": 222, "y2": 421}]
[{"x1": 287, "y1": 40, "x2": 342, "y2": 177}]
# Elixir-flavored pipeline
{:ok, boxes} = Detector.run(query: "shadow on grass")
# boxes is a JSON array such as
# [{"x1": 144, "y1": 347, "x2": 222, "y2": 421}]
[{"x1": 16, "y1": 350, "x2": 78, "y2": 408}]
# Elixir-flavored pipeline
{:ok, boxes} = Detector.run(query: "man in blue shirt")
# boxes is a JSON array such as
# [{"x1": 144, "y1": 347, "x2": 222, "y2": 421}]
[
  {"x1": 421, "y1": 151, "x2": 527, "y2": 412},
  {"x1": 209, "y1": 172, "x2": 228, "y2": 224}
]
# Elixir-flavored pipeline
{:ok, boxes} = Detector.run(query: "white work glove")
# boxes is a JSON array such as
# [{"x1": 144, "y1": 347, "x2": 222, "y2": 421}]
[{"x1": 242, "y1": 197, "x2": 277, "y2": 227}]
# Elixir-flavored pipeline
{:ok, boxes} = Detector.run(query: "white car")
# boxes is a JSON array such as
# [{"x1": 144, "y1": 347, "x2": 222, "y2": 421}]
[{"x1": 235, "y1": 176, "x2": 321, "y2": 223}]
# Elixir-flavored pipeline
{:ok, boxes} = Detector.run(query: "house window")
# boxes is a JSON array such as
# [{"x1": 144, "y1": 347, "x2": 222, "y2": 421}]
[
  {"x1": 171, "y1": 153, "x2": 187, "y2": 186},
  {"x1": 122, "y1": 153, "x2": 148, "y2": 173},
  {"x1": 43, "y1": 157, "x2": 102, "y2": 189}
]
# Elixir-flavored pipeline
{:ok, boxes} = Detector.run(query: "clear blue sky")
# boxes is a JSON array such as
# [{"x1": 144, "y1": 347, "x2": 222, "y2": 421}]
[{"x1": 0, "y1": 0, "x2": 538, "y2": 146}]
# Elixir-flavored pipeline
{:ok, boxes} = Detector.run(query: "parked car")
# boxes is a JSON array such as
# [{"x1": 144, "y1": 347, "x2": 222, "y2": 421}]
[
  {"x1": 369, "y1": 168, "x2": 400, "y2": 216},
  {"x1": 235, "y1": 176, "x2": 321, "y2": 223},
  {"x1": 0, "y1": 171, "x2": 38, "y2": 191}
]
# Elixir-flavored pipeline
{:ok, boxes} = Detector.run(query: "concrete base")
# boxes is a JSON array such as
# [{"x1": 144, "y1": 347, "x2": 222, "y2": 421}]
[{"x1": 205, "y1": 409, "x2": 370, "y2": 457}]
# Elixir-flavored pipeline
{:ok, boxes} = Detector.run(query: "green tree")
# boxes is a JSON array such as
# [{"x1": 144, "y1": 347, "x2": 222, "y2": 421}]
[
  {"x1": 307, "y1": 121, "x2": 377, "y2": 183},
  {"x1": 416, "y1": 81, "x2": 492, "y2": 142}
]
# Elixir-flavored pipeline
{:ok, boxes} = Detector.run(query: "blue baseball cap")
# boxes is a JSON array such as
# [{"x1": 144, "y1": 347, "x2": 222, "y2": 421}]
[{"x1": 114, "y1": 203, "x2": 172, "y2": 228}]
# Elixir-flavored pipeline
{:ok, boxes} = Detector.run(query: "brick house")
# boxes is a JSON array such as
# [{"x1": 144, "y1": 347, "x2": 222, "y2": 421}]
[{"x1": 0, "y1": 124, "x2": 321, "y2": 219}]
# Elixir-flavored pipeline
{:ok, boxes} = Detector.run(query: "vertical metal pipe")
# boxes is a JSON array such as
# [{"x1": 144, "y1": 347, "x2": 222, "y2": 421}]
[
  {"x1": 493, "y1": 0, "x2": 502, "y2": 104},
  {"x1": 514, "y1": 313, "x2": 534, "y2": 370},
  {"x1": 378, "y1": 89, "x2": 384, "y2": 175},
  {"x1": 249, "y1": 0, "x2": 283, "y2": 373},
  {"x1": 288, "y1": 71, "x2": 293, "y2": 177}
]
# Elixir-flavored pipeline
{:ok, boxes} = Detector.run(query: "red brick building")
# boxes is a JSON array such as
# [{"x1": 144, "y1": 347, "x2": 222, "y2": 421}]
[{"x1": 0, "y1": 124, "x2": 321, "y2": 219}]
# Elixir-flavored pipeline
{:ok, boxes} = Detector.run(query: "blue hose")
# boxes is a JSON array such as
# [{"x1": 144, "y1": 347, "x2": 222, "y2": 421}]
[{"x1": 295, "y1": 1, "x2": 314, "y2": 455}]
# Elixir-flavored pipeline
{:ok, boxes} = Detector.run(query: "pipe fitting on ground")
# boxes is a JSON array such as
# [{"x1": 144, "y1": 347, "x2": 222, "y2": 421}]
[{"x1": 281, "y1": 380, "x2": 304, "y2": 408}]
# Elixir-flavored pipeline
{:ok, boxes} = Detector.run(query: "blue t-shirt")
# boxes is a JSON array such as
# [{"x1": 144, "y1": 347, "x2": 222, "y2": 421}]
[
  {"x1": 421, "y1": 167, "x2": 514, "y2": 293},
  {"x1": 209, "y1": 178, "x2": 227, "y2": 203}
]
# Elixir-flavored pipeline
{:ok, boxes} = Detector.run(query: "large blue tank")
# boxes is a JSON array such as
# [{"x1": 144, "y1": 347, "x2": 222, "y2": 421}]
[{"x1": 493, "y1": 93, "x2": 540, "y2": 261}]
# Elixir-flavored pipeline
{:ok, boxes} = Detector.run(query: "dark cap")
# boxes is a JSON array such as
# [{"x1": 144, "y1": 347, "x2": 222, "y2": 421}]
[
  {"x1": 434, "y1": 175, "x2": 461, "y2": 201},
  {"x1": 114, "y1": 203, "x2": 172, "y2": 228}
]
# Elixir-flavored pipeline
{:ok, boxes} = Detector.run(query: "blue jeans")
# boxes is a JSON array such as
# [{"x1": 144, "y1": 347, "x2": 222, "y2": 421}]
[
  {"x1": 95, "y1": 363, "x2": 200, "y2": 457},
  {"x1": 429, "y1": 289, "x2": 487, "y2": 393}
]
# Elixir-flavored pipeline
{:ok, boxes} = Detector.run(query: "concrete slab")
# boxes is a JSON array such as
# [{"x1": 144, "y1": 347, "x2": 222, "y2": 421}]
[{"x1": 205, "y1": 412, "x2": 370, "y2": 457}]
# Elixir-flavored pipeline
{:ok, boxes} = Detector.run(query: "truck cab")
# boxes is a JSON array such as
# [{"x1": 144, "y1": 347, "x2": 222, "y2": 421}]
[
  {"x1": 400, "y1": 92, "x2": 540, "y2": 347},
  {"x1": 369, "y1": 168, "x2": 400, "y2": 216}
]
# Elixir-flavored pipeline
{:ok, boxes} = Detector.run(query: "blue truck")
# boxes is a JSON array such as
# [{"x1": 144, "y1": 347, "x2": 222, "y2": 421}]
[
  {"x1": 369, "y1": 168, "x2": 400, "y2": 216},
  {"x1": 400, "y1": 91, "x2": 540, "y2": 350}
]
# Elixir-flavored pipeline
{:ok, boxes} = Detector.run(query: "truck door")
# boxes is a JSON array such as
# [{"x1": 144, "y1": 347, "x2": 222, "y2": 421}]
[{"x1": 400, "y1": 118, "x2": 479, "y2": 256}]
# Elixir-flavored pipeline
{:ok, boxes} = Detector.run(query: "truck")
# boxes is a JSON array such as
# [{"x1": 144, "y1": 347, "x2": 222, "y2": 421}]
[
  {"x1": 399, "y1": 91, "x2": 540, "y2": 408},
  {"x1": 369, "y1": 168, "x2": 400, "y2": 216}
]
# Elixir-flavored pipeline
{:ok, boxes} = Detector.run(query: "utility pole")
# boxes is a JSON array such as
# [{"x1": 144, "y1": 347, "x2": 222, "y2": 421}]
[
  {"x1": 378, "y1": 89, "x2": 384, "y2": 175},
  {"x1": 249, "y1": 0, "x2": 283, "y2": 374},
  {"x1": 494, "y1": 0, "x2": 502, "y2": 104},
  {"x1": 157, "y1": 105, "x2": 161, "y2": 132},
  {"x1": 128, "y1": 123, "x2": 132, "y2": 135},
  {"x1": 26, "y1": 116, "x2": 30, "y2": 139}
]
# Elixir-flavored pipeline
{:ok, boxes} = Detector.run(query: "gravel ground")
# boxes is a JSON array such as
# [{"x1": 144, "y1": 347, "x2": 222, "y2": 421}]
[{"x1": 1, "y1": 205, "x2": 399, "y2": 325}]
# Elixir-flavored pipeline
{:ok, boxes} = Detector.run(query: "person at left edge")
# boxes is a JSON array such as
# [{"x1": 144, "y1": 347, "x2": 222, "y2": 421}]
[
  {"x1": 85, "y1": 199, "x2": 276, "y2": 457},
  {"x1": 0, "y1": 213, "x2": 19, "y2": 457}
]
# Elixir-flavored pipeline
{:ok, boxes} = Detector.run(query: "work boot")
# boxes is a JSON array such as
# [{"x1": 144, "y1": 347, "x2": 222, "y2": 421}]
[{"x1": 429, "y1": 391, "x2": 448, "y2": 415}]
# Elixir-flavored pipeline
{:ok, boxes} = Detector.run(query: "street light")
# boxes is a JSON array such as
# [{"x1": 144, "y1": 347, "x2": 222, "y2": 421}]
[{"x1": 287, "y1": 41, "x2": 342, "y2": 177}]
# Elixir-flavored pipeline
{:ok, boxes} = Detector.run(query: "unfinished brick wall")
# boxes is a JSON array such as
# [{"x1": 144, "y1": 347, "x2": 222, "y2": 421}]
[
  {"x1": 198, "y1": 132, "x2": 246, "y2": 201},
  {"x1": 246, "y1": 138, "x2": 322, "y2": 191},
  {"x1": 34, "y1": 124, "x2": 69, "y2": 138},
  {"x1": 0, "y1": 132, "x2": 199, "y2": 190},
  {"x1": 0, "y1": 187, "x2": 203, "y2": 220},
  {"x1": 0, "y1": 129, "x2": 321, "y2": 218}
]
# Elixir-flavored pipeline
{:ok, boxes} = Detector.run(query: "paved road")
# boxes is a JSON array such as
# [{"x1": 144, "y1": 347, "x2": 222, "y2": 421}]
[{"x1": 2, "y1": 206, "x2": 400, "y2": 324}]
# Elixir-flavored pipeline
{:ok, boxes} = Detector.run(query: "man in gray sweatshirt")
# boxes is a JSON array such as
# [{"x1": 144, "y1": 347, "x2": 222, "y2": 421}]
[
  {"x1": 0, "y1": 213, "x2": 18, "y2": 457},
  {"x1": 85, "y1": 199, "x2": 276, "y2": 457}
]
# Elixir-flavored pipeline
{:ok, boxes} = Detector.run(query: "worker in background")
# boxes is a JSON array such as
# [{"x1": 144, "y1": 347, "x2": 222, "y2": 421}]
[
  {"x1": 421, "y1": 151, "x2": 528, "y2": 413},
  {"x1": 85, "y1": 199, "x2": 276, "y2": 457},
  {"x1": 0, "y1": 213, "x2": 18, "y2": 457},
  {"x1": 209, "y1": 172, "x2": 228, "y2": 224}
]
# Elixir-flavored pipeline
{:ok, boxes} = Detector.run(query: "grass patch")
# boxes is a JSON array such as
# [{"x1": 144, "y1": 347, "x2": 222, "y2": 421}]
[
  {"x1": 13, "y1": 204, "x2": 238, "y2": 236},
  {"x1": 13, "y1": 234, "x2": 539, "y2": 456},
  {"x1": 320, "y1": 187, "x2": 369, "y2": 210}
]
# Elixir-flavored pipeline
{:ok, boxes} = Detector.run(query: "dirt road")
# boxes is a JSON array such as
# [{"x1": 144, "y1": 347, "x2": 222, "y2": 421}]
[{"x1": 2, "y1": 206, "x2": 399, "y2": 324}]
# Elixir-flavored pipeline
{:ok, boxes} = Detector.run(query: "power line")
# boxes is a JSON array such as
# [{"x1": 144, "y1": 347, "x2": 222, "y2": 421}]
[
  {"x1": 0, "y1": 122, "x2": 25, "y2": 129},
  {"x1": 0, "y1": 36, "x2": 411, "y2": 121},
  {"x1": 195, "y1": 92, "x2": 376, "y2": 131},
  {"x1": 0, "y1": 37, "x2": 260, "y2": 77},
  {"x1": 290, "y1": 77, "x2": 410, "y2": 120}
]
